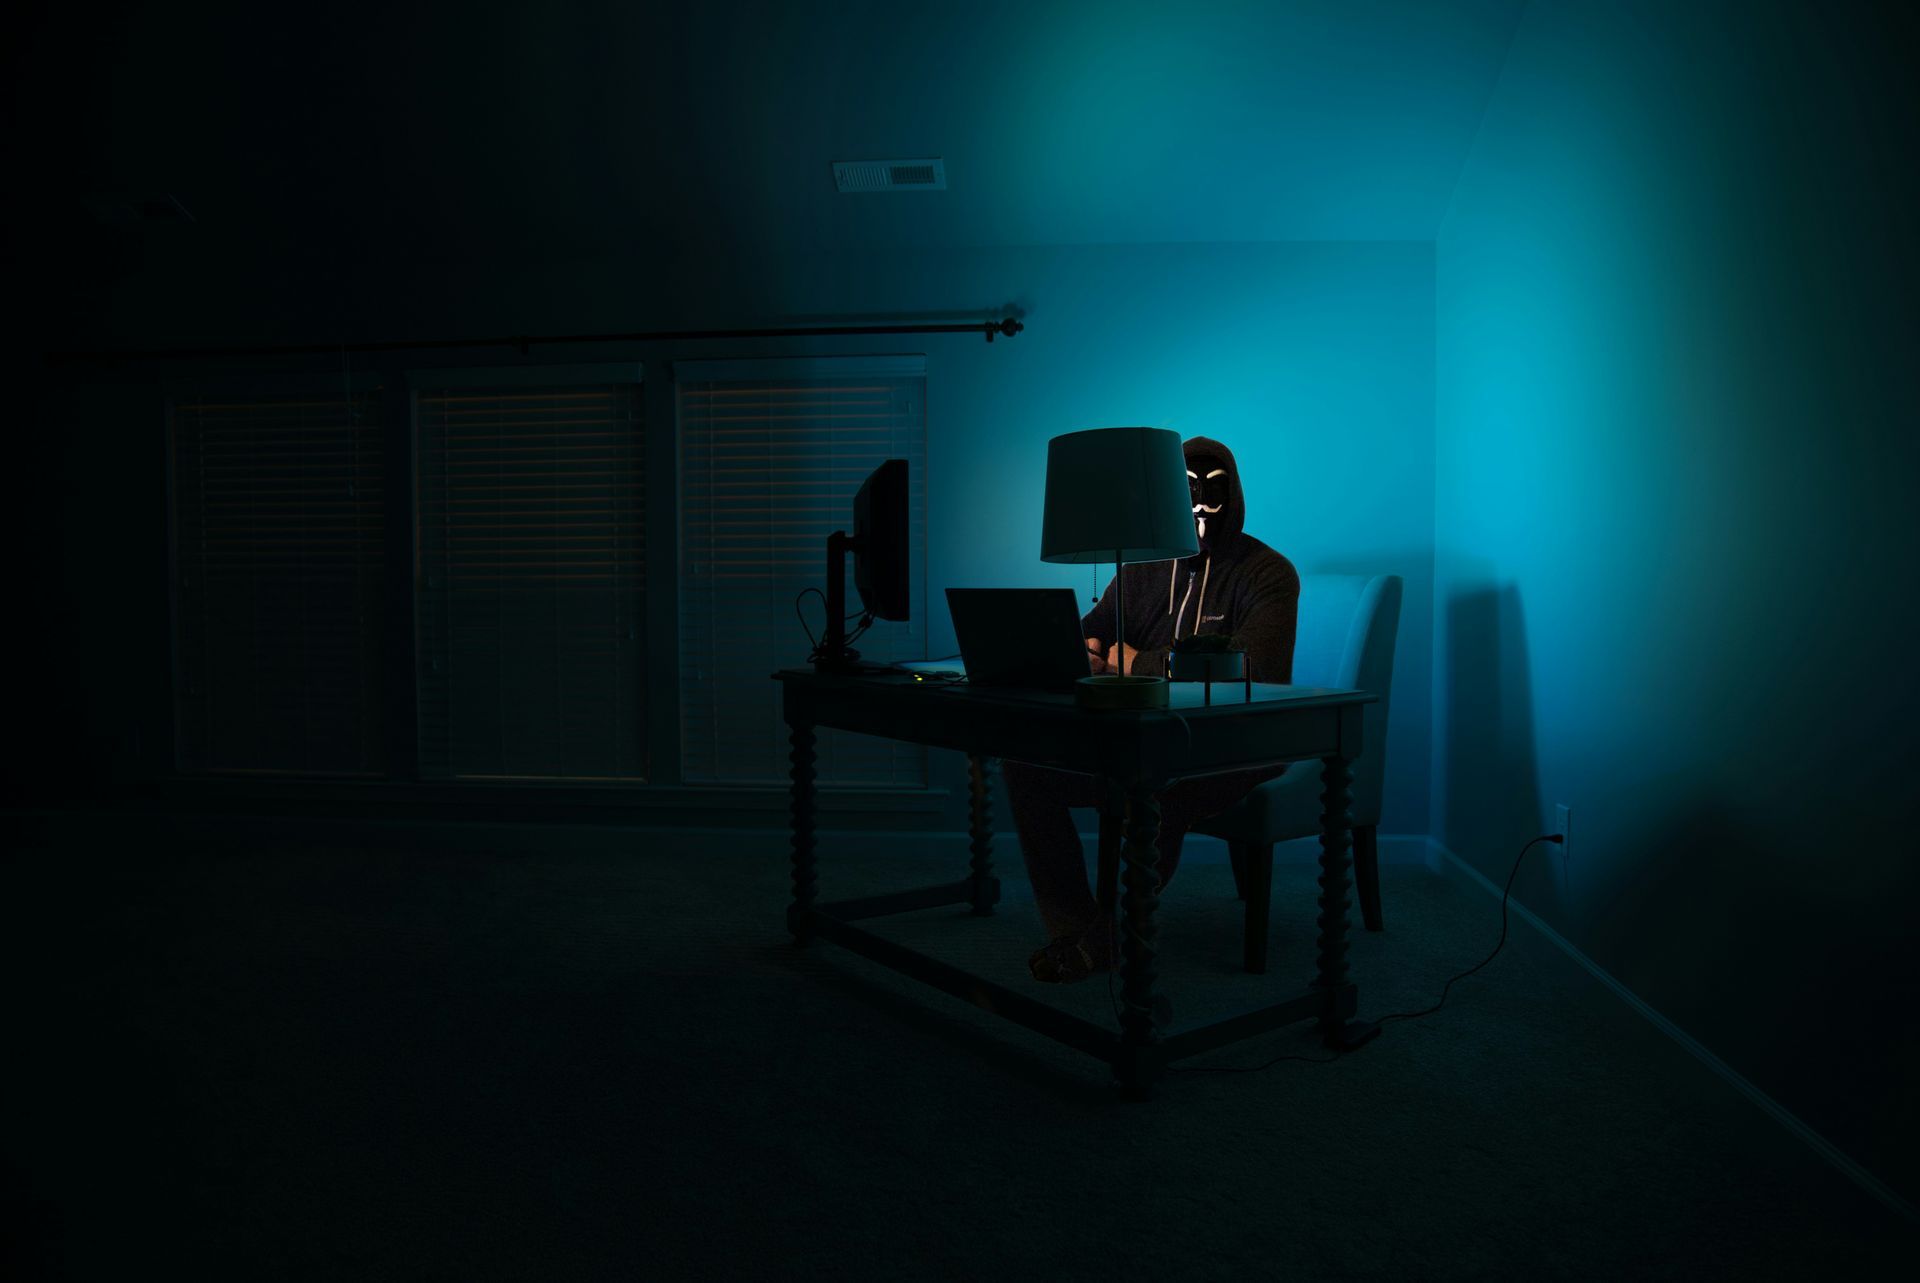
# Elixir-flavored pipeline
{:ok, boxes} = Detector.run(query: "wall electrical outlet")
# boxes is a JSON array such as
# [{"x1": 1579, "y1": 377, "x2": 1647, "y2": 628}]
[{"x1": 1554, "y1": 804, "x2": 1572, "y2": 857}]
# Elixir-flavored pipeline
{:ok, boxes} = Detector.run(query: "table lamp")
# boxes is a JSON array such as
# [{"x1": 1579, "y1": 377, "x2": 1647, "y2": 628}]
[{"x1": 1041, "y1": 427, "x2": 1200, "y2": 709}]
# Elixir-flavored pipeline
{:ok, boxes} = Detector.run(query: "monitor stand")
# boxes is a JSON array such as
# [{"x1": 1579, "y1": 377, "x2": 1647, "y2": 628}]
[{"x1": 814, "y1": 530, "x2": 877, "y2": 674}]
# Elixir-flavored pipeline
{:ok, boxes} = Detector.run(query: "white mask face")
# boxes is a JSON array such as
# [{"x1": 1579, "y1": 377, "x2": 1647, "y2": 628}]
[{"x1": 1187, "y1": 467, "x2": 1227, "y2": 540}]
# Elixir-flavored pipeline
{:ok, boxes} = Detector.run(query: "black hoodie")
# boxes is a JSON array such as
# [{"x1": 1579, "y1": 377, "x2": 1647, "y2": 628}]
[{"x1": 1080, "y1": 436, "x2": 1300, "y2": 682}]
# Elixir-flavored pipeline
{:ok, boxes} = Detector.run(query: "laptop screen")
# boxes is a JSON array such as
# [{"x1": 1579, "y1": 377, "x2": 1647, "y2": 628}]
[{"x1": 946, "y1": 588, "x2": 1091, "y2": 687}]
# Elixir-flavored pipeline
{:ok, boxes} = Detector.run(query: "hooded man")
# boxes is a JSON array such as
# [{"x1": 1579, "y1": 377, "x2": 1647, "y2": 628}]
[{"x1": 1004, "y1": 436, "x2": 1301, "y2": 983}]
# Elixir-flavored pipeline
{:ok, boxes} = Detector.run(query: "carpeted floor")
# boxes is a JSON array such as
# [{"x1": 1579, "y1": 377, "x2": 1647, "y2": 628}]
[{"x1": 3, "y1": 812, "x2": 1912, "y2": 1280}]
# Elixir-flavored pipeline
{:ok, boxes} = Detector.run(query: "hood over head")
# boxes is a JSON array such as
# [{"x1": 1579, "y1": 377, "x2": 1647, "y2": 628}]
[{"x1": 1182, "y1": 435, "x2": 1245, "y2": 552}]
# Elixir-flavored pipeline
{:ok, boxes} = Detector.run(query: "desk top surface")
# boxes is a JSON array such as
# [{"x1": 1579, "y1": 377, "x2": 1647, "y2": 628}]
[{"x1": 774, "y1": 666, "x2": 1374, "y2": 716}]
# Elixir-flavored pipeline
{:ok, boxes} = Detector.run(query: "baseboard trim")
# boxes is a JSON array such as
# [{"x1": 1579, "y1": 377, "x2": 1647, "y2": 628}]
[{"x1": 1425, "y1": 836, "x2": 1917, "y2": 1227}]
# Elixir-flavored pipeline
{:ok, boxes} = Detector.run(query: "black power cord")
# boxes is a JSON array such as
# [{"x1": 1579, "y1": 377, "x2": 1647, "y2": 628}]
[
  {"x1": 794, "y1": 587, "x2": 873, "y2": 664},
  {"x1": 1163, "y1": 832, "x2": 1564, "y2": 1073},
  {"x1": 794, "y1": 591, "x2": 962, "y2": 680}
]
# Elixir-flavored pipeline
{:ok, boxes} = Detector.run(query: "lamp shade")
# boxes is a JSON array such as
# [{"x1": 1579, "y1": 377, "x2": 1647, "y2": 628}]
[{"x1": 1040, "y1": 427, "x2": 1200, "y2": 564}]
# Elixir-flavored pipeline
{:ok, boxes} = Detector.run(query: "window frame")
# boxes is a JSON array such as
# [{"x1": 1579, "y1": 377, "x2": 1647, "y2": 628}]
[{"x1": 157, "y1": 350, "x2": 946, "y2": 813}]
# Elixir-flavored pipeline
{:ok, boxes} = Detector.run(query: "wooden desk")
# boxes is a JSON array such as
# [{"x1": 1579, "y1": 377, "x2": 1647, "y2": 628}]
[{"x1": 777, "y1": 668, "x2": 1380, "y2": 1098}]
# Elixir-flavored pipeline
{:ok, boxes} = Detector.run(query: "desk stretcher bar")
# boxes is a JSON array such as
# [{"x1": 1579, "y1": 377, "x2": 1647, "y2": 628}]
[
  {"x1": 778, "y1": 671, "x2": 1379, "y2": 1098},
  {"x1": 802, "y1": 882, "x2": 1358, "y2": 1070}
]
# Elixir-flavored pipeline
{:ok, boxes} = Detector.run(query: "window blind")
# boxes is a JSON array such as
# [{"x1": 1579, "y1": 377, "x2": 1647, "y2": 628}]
[
  {"x1": 678, "y1": 360, "x2": 927, "y2": 787},
  {"x1": 416, "y1": 379, "x2": 647, "y2": 780},
  {"x1": 171, "y1": 387, "x2": 387, "y2": 774}
]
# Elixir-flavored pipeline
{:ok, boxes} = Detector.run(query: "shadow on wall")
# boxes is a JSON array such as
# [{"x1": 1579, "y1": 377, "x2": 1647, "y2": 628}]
[{"x1": 1440, "y1": 583, "x2": 1546, "y2": 887}]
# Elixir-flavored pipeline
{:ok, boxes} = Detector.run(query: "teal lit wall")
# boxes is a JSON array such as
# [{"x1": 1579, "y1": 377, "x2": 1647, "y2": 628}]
[{"x1": 1436, "y1": 0, "x2": 1920, "y2": 1198}]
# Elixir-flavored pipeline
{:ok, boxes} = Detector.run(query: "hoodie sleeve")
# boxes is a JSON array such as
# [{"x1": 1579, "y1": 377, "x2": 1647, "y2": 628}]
[
  {"x1": 1081, "y1": 571, "x2": 1174, "y2": 675},
  {"x1": 1129, "y1": 644, "x2": 1172, "y2": 678},
  {"x1": 1080, "y1": 573, "x2": 1118, "y2": 646},
  {"x1": 1234, "y1": 556, "x2": 1300, "y2": 683}
]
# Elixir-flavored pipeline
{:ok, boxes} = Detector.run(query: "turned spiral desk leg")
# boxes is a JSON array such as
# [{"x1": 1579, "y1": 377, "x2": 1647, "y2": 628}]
[
  {"x1": 1314, "y1": 753, "x2": 1354, "y2": 1042},
  {"x1": 1117, "y1": 783, "x2": 1165, "y2": 1099},
  {"x1": 787, "y1": 720, "x2": 818, "y2": 944},
  {"x1": 966, "y1": 754, "x2": 1000, "y2": 915}
]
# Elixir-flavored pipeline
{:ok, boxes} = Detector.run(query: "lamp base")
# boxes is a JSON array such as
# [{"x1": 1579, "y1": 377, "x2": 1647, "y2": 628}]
[{"x1": 1074, "y1": 675, "x2": 1169, "y2": 710}]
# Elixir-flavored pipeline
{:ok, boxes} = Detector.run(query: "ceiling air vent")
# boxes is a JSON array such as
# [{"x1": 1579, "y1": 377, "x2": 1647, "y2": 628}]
[{"x1": 832, "y1": 158, "x2": 947, "y2": 193}]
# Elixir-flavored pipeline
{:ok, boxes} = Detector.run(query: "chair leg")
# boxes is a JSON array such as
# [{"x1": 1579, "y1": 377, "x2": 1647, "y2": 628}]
[
  {"x1": 1354, "y1": 825, "x2": 1383, "y2": 932},
  {"x1": 1240, "y1": 841, "x2": 1273, "y2": 974},
  {"x1": 1228, "y1": 840, "x2": 1249, "y2": 901}
]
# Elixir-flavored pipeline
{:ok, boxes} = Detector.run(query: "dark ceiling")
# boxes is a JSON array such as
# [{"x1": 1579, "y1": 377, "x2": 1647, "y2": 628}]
[{"x1": 9, "y1": 0, "x2": 1524, "y2": 273}]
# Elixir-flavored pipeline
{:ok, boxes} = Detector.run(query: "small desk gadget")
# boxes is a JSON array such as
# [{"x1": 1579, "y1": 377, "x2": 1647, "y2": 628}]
[{"x1": 776, "y1": 667, "x2": 1380, "y2": 1099}]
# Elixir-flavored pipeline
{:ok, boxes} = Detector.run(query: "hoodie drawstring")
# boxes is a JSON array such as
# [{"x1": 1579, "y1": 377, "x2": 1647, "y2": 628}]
[
  {"x1": 1196, "y1": 555, "x2": 1211, "y2": 633},
  {"x1": 1167, "y1": 554, "x2": 1214, "y2": 638}
]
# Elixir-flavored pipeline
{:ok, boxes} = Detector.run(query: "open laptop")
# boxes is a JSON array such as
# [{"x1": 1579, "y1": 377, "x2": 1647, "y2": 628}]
[{"x1": 945, "y1": 588, "x2": 1092, "y2": 688}]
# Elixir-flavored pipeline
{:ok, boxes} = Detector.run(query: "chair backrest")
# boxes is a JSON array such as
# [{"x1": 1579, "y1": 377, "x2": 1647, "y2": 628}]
[{"x1": 1292, "y1": 574, "x2": 1403, "y2": 826}]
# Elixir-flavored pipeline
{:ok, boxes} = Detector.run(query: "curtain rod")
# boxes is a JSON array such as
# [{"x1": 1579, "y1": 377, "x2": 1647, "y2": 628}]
[{"x1": 46, "y1": 317, "x2": 1025, "y2": 365}]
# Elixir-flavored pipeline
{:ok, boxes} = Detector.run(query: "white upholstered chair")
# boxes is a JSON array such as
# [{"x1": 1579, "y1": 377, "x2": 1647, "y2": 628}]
[{"x1": 1091, "y1": 574, "x2": 1405, "y2": 974}]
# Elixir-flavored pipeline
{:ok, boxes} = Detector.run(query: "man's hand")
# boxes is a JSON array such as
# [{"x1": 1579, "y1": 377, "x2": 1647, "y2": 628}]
[{"x1": 1087, "y1": 640, "x2": 1147, "y2": 675}]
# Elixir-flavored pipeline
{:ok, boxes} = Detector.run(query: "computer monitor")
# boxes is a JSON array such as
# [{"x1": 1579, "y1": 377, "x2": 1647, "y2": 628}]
[
  {"x1": 817, "y1": 458, "x2": 910, "y2": 670},
  {"x1": 853, "y1": 459, "x2": 909, "y2": 622}
]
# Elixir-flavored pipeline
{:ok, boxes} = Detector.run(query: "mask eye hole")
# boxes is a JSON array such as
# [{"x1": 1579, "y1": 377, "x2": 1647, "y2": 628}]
[{"x1": 1190, "y1": 464, "x2": 1225, "y2": 506}]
